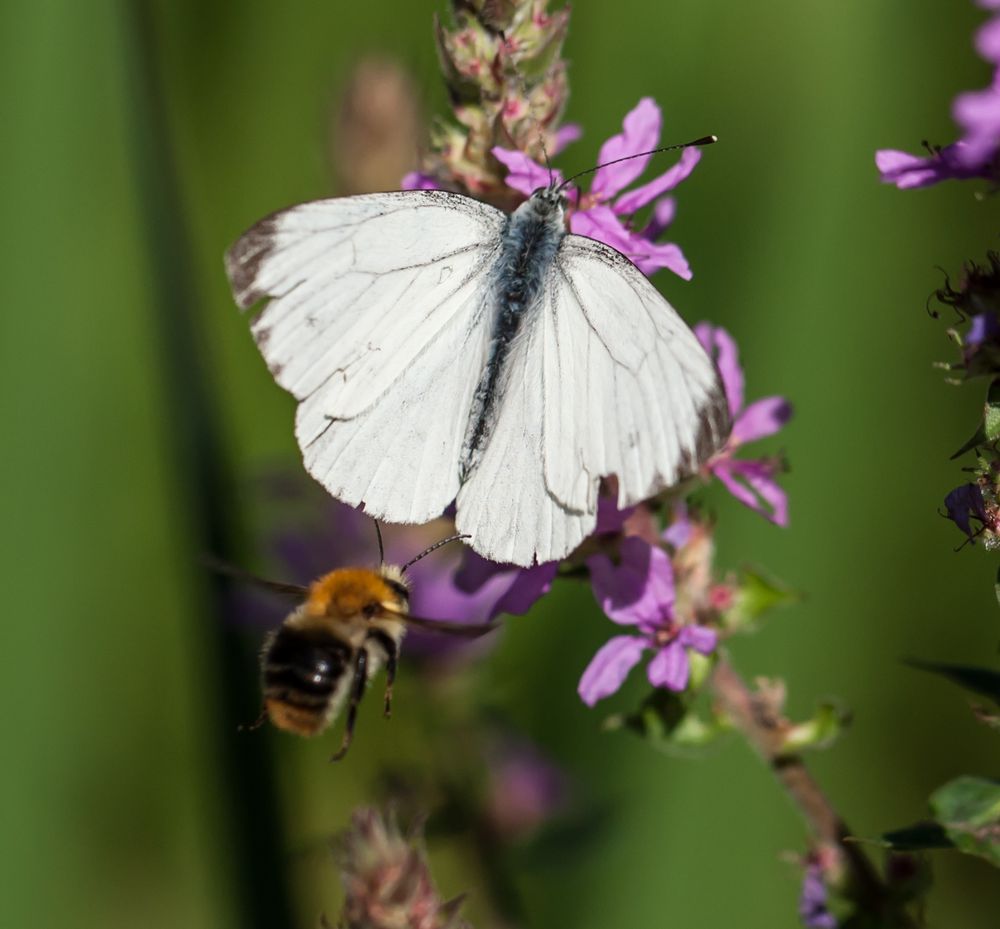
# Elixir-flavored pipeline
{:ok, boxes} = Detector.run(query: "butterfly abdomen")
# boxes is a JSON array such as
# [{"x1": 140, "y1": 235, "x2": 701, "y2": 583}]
[{"x1": 462, "y1": 195, "x2": 566, "y2": 473}]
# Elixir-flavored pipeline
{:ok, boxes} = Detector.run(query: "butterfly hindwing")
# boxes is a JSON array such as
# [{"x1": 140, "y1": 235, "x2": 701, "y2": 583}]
[{"x1": 543, "y1": 235, "x2": 730, "y2": 515}]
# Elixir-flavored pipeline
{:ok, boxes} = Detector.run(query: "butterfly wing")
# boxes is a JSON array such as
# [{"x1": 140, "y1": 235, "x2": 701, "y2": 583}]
[
  {"x1": 226, "y1": 191, "x2": 505, "y2": 523},
  {"x1": 456, "y1": 233, "x2": 729, "y2": 566},
  {"x1": 542, "y1": 235, "x2": 730, "y2": 514}
]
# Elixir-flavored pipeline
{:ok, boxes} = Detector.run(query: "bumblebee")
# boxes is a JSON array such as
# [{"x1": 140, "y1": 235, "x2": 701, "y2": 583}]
[{"x1": 223, "y1": 530, "x2": 493, "y2": 760}]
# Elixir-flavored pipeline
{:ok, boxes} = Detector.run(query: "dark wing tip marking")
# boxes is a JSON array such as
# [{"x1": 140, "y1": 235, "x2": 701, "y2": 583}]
[
  {"x1": 675, "y1": 382, "x2": 732, "y2": 479},
  {"x1": 224, "y1": 216, "x2": 279, "y2": 310}
]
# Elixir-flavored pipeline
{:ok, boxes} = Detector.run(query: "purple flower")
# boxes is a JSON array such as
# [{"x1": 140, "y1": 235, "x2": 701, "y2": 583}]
[
  {"x1": 968, "y1": 310, "x2": 1000, "y2": 348},
  {"x1": 451, "y1": 553, "x2": 559, "y2": 620},
  {"x1": 484, "y1": 735, "x2": 568, "y2": 840},
  {"x1": 944, "y1": 482, "x2": 992, "y2": 540},
  {"x1": 401, "y1": 171, "x2": 440, "y2": 190},
  {"x1": 877, "y1": 2, "x2": 1000, "y2": 187},
  {"x1": 578, "y1": 537, "x2": 717, "y2": 706},
  {"x1": 253, "y1": 483, "x2": 504, "y2": 659},
  {"x1": 875, "y1": 143, "x2": 992, "y2": 189},
  {"x1": 695, "y1": 323, "x2": 793, "y2": 526},
  {"x1": 452, "y1": 494, "x2": 632, "y2": 619},
  {"x1": 798, "y1": 862, "x2": 837, "y2": 929},
  {"x1": 494, "y1": 97, "x2": 703, "y2": 279}
]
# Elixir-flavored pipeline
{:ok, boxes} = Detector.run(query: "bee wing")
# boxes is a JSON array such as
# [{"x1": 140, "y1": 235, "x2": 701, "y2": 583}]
[
  {"x1": 203, "y1": 555, "x2": 310, "y2": 599},
  {"x1": 387, "y1": 610, "x2": 499, "y2": 638}
]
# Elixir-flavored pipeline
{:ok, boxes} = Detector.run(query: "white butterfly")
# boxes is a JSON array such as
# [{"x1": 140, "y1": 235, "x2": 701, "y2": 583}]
[{"x1": 226, "y1": 180, "x2": 730, "y2": 567}]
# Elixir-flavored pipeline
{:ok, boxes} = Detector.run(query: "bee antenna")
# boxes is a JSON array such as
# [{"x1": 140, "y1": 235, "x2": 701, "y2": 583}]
[
  {"x1": 400, "y1": 533, "x2": 471, "y2": 573},
  {"x1": 373, "y1": 519, "x2": 385, "y2": 566},
  {"x1": 557, "y1": 135, "x2": 718, "y2": 194}
]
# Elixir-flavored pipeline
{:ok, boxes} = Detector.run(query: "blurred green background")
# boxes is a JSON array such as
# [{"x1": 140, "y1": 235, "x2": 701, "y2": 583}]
[{"x1": 4, "y1": 0, "x2": 999, "y2": 926}]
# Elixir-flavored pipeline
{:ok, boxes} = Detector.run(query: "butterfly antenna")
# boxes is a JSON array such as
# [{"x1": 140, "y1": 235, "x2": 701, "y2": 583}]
[
  {"x1": 540, "y1": 135, "x2": 554, "y2": 189},
  {"x1": 373, "y1": 519, "x2": 385, "y2": 566},
  {"x1": 557, "y1": 135, "x2": 718, "y2": 193},
  {"x1": 400, "y1": 533, "x2": 471, "y2": 573}
]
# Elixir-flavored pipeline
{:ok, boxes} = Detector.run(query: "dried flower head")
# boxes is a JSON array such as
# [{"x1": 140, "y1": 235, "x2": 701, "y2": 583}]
[
  {"x1": 410, "y1": 0, "x2": 571, "y2": 206},
  {"x1": 337, "y1": 809, "x2": 470, "y2": 929}
]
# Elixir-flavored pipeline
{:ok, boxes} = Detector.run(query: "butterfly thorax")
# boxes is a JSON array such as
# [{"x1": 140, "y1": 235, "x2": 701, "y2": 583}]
[{"x1": 460, "y1": 191, "x2": 567, "y2": 476}]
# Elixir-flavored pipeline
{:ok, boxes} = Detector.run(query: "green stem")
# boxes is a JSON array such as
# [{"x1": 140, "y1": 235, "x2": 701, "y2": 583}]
[{"x1": 711, "y1": 658, "x2": 914, "y2": 927}]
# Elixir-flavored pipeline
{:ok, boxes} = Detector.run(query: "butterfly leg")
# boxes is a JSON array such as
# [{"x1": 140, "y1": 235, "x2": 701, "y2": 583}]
[{"x1": 330, "y1": 648, "x2": 368, "y2": 762}]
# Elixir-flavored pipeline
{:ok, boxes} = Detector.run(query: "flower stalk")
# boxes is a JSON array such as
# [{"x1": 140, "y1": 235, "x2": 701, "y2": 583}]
[{"x1": 710, "y1": 660, "x2": 914, "y2": 928}]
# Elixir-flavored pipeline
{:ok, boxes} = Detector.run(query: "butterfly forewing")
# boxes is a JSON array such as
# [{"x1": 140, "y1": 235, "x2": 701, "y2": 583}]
[{"x1": 227, "y1": 191, "x2": 506, "y2": 524}]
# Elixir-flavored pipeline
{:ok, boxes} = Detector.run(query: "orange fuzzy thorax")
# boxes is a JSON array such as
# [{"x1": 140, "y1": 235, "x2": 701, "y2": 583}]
[{"x1": 305, "y1": 568, "x2": 406, "y2": 618}]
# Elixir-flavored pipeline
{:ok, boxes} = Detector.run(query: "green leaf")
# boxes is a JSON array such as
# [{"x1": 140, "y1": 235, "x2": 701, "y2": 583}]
[
  {"x1": 603, "y1": 688, "x2": 726, "y2": 755},
  {"x1": 929, "y1": 776, "x2": 1000, "y2": 866},
  {"x1": 905, "y1": 659, "x2": 1000, "y2": 705},
  {"x1": 877, "y1": 821, "x2": 955, "y2": 852},
  {"x1": 951, "y1": 377, "x2": 1000, "y2": 458},
  {"x1": 780, "y1": 700, "x2": 851, "y2": 753},
  {"x1": 723, "y1": 567, "x2": 799, "y2": 632}
]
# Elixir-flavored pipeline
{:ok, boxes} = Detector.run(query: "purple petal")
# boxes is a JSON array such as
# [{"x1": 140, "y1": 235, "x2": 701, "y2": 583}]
[
  {"x1": 647, "y1": 641, "x2": 689, "y2": 691},
  {"x1": 571, "y1": 206, "x2": 691, "y2": 279},
  {"x1": 875, "y1": 145, "x2": 988, "y2": 189},
  {"x1": 551, "y1": 123, "x2": 583, "y2": 154},
  {"x1": 486, "y1": 736, "x2": 567, "y2": 836},
  {"x1": 492, "y1": 563, "x2": 559, "y2": 616},
  {"x1": 954, "y1": 85, "x2": 1000, "y2": 168},
  {"x1": 643, "y1": 196, "x2": 677, "y2": 239},
  {"x1": 731, "y1": 396, "x2": 793, "y2": 445},
  {"x1": 613, "y1": 147, "x2": 701, "y2": 214},
  {"x1": 401, "y1": 171, "x2": 440, "y2": 190},
  {"x1": 492, "y1": 146, "x2": 563, "y2": 196},
  {"x1": 570, "y1": 205, "x2": 636, "y2": 253},
  {"x1": 451, "y1": 552, "x2": 557, "y2": 619},
  {"x1": 587, "y1": 536, "x2": 674, "y2": 627},
  {"x1": 799, "y1": 864, "x2": 838, "y2": 929},
  {"x1": 694, "y1": 323, "x2": 745, "y2": 418},
  {"x1": 944, "y1": 483, "x2": 988, "y2": 539},
  {"x1": 976, "y1": 16, "x2": 1000, "y2": 64},
  {"x1": 452, "y1": 548, "x2": 512, "y2": 593},
  {"x1": 633, "y1": 240, "x2": 692, "y2": 280},
  {"x1": 662, "y1": 503, "x2": 692, "y2": 550},
  {"x1": 967, "y1": 311, "x2": 1000, "y2": 348},
  {"x1": 678, "y1": 624, "x2": 718, "y2": 654},
  {"x1": 712, "y1": 459, "x2": 789, "y2": 527},
  {"x1": 591, "y1": 98, "x2": 662, "y2": 199},
  {"x1": 595, "y1": 495, "x2": 635, "y2": 533},
  {"x1": 578, "y1": 635, "x2": 647, "y2": 706}
]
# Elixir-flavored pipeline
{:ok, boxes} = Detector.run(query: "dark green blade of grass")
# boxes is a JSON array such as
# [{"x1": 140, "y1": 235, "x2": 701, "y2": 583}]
[{"x1": 118, "y1": 3, "x2": 295, "y2": 926}]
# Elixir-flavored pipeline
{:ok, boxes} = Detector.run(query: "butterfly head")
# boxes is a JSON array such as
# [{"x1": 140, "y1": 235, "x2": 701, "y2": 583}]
[{"x1": 526, "y1": 186, "x2": 567, "y2": 222}]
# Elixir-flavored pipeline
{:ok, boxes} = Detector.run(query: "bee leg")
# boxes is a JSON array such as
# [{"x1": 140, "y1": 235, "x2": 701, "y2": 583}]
[
  {"x1": 330, "y1": 648, "x2": 368, "y2": 762},
  {"x1": 367, "y1": 629, "x2": 398, "y2": 718},
  {"x1": 238, "y1": 707, "x2": 268, "y2": 732}
]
